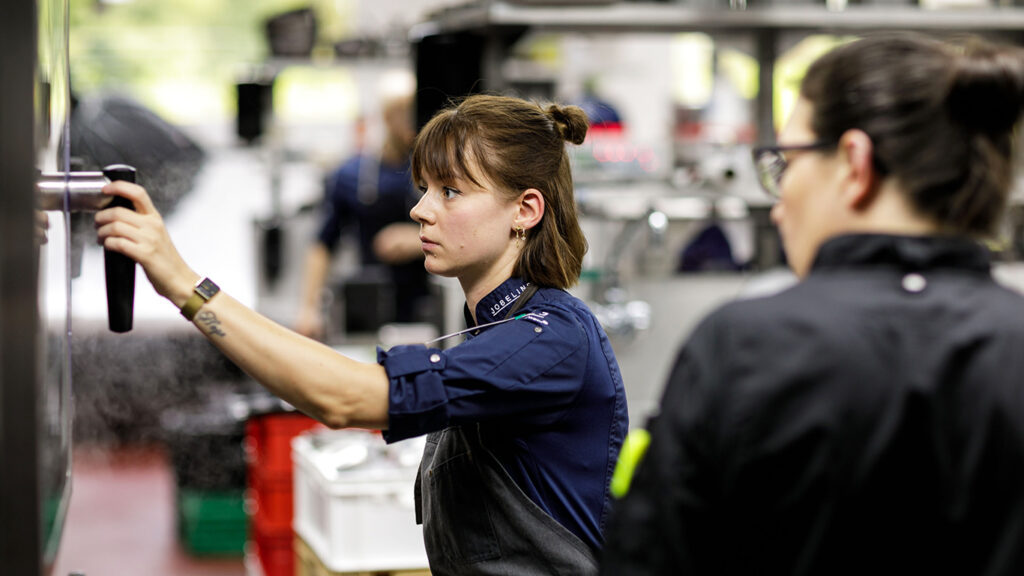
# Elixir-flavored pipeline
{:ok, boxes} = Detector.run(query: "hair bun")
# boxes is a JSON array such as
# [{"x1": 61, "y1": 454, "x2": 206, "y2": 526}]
[
  {"x1": 947, "y1": 41, "x2": 1024, "y2": 136},
  {"x1": 546, "y1": 104, "x2": 590, "y2": 145}
]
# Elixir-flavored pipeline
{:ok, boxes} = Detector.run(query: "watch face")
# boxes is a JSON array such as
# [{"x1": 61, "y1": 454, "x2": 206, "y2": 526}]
[{"x1": 195, "y1": 278, "x2": 220, "y2": 300}]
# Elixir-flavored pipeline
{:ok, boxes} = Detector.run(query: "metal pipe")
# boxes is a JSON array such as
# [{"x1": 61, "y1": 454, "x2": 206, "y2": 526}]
[{"x1": 36, "y1": 171, "x2": 112, "y2": 212}]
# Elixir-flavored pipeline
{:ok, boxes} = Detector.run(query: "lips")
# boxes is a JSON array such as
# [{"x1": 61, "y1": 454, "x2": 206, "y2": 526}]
[{"x1": 420, "y1": 236, "x2": 439, "y2": 251}]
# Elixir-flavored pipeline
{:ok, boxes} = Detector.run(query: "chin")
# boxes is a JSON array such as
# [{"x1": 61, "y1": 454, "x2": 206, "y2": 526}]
[{"x1": 424, "y1": 260, "x2": 456, "y2": 278}]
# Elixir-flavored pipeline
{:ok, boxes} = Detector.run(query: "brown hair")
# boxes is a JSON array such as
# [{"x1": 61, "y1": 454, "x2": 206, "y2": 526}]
[
  {"x1": 411, "y1": 94, "x2": 590, "y2": 289},
  {"x1": 801, "y1": 34, "x2": 1024, "y2": 236}
]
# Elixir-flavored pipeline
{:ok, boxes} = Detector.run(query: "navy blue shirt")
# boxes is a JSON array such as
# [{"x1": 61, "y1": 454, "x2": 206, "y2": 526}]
[
  {"x1": 317, "y1": 155, "x2": 418, "y2": 262},
  {"x1": 316, "y1": 154, "x2": 427, "y2": 322},
  {"x1": 379, "y1": 278, "x2": 629, "y2": 550}
]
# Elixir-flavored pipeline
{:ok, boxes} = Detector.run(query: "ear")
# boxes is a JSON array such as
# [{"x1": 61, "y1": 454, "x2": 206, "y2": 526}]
[
  {"x1": 838, "y1": 129, "x2": 880, "y2": 211},
  {"x1": 514, "y1": 188, "x2": 545, "y2": 231}
]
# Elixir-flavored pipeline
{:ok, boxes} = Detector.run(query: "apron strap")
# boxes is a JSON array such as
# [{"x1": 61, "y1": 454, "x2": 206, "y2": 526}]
[{"x1": 504, "y1": 284, "x2": 538, "y2": 319}]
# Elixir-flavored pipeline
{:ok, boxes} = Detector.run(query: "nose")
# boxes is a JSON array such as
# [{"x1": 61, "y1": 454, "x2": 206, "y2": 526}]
[{"x1": 410, "y1": 192, "x2": 432, "y2": 225}]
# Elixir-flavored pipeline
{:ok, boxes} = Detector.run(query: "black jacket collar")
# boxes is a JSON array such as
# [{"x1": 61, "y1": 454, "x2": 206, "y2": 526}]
[{"x1": 811, "y1": 234, "x2": 991, "y2": 273}]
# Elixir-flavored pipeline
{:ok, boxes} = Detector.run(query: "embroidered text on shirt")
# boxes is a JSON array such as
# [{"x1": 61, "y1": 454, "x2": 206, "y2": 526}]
[{"x1": 490, "y1": 282, "x2": 531, "y2": 317}]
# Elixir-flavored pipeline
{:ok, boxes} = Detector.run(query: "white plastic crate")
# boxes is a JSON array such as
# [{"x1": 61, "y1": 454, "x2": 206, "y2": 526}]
[{"x1": 292, "y1": 429, "x2": 428, "y2": 573}]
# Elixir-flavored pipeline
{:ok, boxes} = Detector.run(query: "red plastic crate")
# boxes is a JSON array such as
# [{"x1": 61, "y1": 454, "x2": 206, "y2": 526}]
[
  {"x1": 245, "y1": 411, "x2": 320, "y2": 576},
  {"x1": 250, "y1": 472, "x2": 294, "y2": 536},
  {"x1": 246, "y1": 413, "x2": 321, "y2": 484},
  {"x1": 253, "y1": 522, "x2": 294, "y2": 576}
]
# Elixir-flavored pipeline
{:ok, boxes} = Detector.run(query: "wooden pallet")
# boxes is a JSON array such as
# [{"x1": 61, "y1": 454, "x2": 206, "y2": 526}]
[{"x1": 294, "y1": 534, "x2": 431, "y2": 576}]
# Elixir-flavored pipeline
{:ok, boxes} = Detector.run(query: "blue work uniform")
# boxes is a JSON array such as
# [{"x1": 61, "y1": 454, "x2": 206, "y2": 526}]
[
  {"x1": 379, "y1": 277, "x2": 628, "y2": 571},
  {"x1": 317, "y1": 155, "x2": 428, "y2": 322},
  {"x1": 318, "y1": 155, "x2": 417, "y2": 264}
]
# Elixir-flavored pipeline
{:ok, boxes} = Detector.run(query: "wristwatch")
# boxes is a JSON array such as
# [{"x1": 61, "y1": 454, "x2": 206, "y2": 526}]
[{"x1": 180, "y1": 277, "x2": 220, "y2": 321}]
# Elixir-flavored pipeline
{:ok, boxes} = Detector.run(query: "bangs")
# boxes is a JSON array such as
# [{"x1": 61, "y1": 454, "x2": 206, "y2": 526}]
[{"x1": 411, "y1": 110, "x2": 487, "y2": 188}]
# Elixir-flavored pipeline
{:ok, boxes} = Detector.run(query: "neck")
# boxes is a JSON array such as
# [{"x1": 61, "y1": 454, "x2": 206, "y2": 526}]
[
  {"x1": 846, "y1": 181, "x2": 942, "y2": 237},
  {"x1": 460, "y1": 252, "x2": 519, "y2": 324}
]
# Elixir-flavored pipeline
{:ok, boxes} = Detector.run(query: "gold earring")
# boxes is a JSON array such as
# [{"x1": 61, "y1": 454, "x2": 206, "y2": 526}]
[{"x1": 514, "y1": 225, "x2": 525, "y2": 248}]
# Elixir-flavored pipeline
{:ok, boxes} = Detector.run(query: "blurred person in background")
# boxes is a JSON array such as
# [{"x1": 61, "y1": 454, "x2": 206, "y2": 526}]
[
  {"x1": 601, "y1": 33, "x2": 1024, "y2": 575},
  {"x1": 96, "y1": 94, "x2": 627, "y2": 574},
  {"x1": 295, "y1": 92, "x2": 428, "y2": 340}
]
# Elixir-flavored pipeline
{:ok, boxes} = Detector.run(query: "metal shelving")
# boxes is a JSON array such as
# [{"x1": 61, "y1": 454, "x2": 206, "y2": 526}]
[
  {"x1": 412, "y1": 1, "x2": 1024, "y2": 267},
  {"x1": 416, "y1": 1, "x2": 1024, "y2": 147},
  {"x1": 422, "y1": 1, "x2": 1024, "y2": 34}
]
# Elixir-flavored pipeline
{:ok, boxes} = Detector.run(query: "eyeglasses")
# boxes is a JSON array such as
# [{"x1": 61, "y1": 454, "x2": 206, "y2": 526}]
[{"x1": 751, "y1": 141, "x2": 836, "y2": 199}]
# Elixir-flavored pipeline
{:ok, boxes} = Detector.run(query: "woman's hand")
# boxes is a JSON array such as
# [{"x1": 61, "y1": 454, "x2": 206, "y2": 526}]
[
  {"x1": 94, "y1": 180, "x2": 199, "y2": 308},
  {"x1": 94, "y1": 181, "x2": 390, "y2": 430}
]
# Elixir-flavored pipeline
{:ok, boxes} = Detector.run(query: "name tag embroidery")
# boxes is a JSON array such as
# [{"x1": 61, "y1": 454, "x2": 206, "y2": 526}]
[{"x1": 490, "y1": 283, "x2": 530, "y2": 317}]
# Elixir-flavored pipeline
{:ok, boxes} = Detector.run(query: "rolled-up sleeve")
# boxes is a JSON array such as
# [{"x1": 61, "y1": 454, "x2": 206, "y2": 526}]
[
  {"x1": 378, "y1": 344, "x2": 450, "y2": 442},
  {"x1": 380, "y1": 306, "x2": 587, "y2": 443}
]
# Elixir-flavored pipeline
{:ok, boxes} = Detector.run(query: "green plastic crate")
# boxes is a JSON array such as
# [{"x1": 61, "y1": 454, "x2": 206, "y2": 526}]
[{"x1": 177, "y1": 488, "x2": 249, "y2": 556}]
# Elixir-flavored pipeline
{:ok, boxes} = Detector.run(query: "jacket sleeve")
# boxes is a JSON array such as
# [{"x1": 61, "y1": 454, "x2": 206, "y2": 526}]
[
  {"x1": 600, "y1": 316, "x2": 726, "y2": 574},
  {"x1": 380, "y1": 304, "x2": 588, "y2": 443}
]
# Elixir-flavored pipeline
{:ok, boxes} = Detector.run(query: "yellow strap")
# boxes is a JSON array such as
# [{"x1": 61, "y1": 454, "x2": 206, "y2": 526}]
[
  {"x1": 610, "y1": 428, "x2": 651, "y2": 499},
  {"x1": 180, "y1": 291, "x2": 206, "y2": 321}
]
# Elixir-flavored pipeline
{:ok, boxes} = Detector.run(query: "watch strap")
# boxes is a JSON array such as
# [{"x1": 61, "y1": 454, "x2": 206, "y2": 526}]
[{"x1": 181, "y1": 277, "x2": 220, "y2": 321}]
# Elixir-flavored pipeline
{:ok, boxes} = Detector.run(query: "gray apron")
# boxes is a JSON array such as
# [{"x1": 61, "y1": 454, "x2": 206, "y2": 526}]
[{"x1": 414, "y1": 424, "x2": 599, "y2": 575}]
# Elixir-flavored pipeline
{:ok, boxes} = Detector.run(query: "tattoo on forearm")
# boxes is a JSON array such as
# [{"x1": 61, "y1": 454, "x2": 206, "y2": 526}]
[{"x1": 197, "y1": 310, "x2": 227, "y2": 338}]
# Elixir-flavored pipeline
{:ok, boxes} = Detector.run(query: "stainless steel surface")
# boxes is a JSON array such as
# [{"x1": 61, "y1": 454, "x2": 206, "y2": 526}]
[
  {"x1": 36, "y1": 171, "x2": 112, "y2": 212},
  {"x1": 599, "y1": 274, "x2": 772, "y2": 424},
  {"x1": 3, "y1": 0, "x2": 76, "y2": 573}
]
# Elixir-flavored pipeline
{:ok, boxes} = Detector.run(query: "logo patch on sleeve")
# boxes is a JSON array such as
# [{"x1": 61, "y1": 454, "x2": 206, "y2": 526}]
[{"x1": 520, "y1": 311, "x2": 550, "y2": 326}]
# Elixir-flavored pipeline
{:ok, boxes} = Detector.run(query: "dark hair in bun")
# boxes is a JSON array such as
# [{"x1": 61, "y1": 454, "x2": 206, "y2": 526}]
[
  {"x1": 948, "y1": 39, "x2": 1024, "y2": 137},
  {"x1": 546, "y1": 104, "x2": 590, "y2": 145},
  {"x1": 801, "y1": 33, "x2": 1024, "y2": 237}
]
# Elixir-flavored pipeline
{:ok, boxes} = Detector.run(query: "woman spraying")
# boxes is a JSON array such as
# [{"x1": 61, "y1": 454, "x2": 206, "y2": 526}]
[{"x1": 96, "y1": 94, "x2": 628, "y2": 574}]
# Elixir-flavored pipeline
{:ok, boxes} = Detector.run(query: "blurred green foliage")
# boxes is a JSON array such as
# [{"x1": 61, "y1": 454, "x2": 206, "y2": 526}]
[{"x1": 69, "y1": 0, "x2": 349, "y2": 123}]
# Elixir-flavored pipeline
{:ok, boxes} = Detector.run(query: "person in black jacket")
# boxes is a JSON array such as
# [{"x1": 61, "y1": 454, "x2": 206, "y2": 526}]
[{"x1": 601, "y1": 33, "x2": 1024, "y2": 575}]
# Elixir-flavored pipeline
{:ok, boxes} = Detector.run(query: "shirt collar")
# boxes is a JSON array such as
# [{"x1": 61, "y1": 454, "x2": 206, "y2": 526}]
[
  {"x1": 463, "y1": 277, "x2": 533, "y2": 327},
  {"x1": 811, "y1": 233, "x2": 991, "y2": 273}
]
